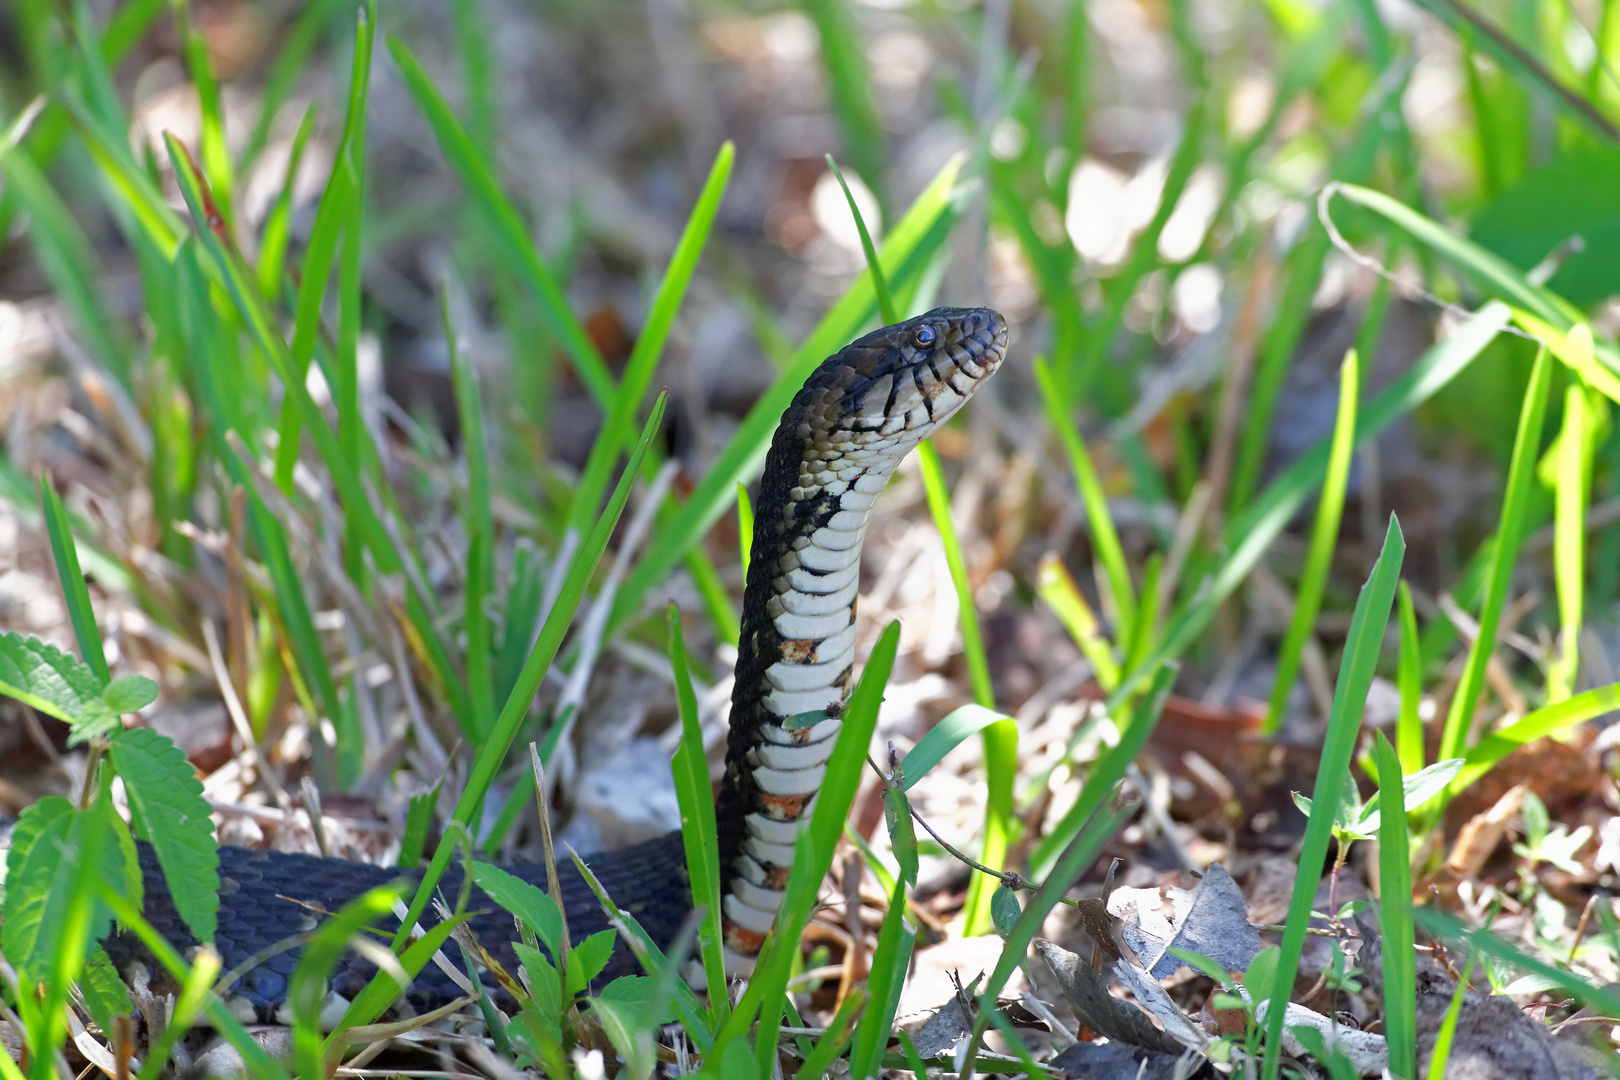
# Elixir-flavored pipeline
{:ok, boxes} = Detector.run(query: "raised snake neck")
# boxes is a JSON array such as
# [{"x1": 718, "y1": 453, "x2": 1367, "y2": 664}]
[
  {"x1": 715, "y1": 306, "x2": 1008, "y2": 963},
  {"x1": 80, "y1": 307, "x2": 1010, "y2": 1019}
]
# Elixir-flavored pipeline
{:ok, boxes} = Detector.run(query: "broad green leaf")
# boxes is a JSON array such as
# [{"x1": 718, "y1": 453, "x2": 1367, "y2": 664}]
[
  {"x1": 110, "y1": 727, "x2": 217, "y2": 943},
  {"x1": 79, "y1": 947, "x2": 133, "y2": 1034},
  {"x1": 471, "y1": 861, "x2": 565, "y2": 954},
  {"x1": 1244, "y1": 945, "x2": 1281, "y2": 1006},
  {"x1": 1470, "y1": 147, "x2": 1620, "y2": 308},
  {"x1": 0, "y1": 632, "x2": 123, "y2": 745},
  {"x1": 593, "y1": 992, "x2": 656, "y2": 1080},
  {"x1": 567, "y1": 929, "x2": 617, "y2": 996},
  {"x1": 1, "y1": 797, "x2": 77, "y2": 982},
  {"x1": 103, "y1": 675, "x2": 158, "y2": 715},
  {"x1": 990, "y1": 884, "x2": 1021, "y2": 939}
]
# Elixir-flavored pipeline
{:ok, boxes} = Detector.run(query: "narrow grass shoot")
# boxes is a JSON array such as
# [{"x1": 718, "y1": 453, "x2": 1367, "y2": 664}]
[
  {"x1": 1262, "y1": 516, "x2": 1405, "y2": 1080},
  {"x1": 666, "y1": 603, "x2": 728, "y2": 1019},
  {"x1": 1437, "y1": 347, "x2": 1551, "y2": 764},
  {"x1": 568, "y1": 141, "x2": 734, "y2": 536},
  {"x1": 1264, "y1": 348, "x2": 1359, "y2": 734},
  {"x1": 1035, "y1": 553, "x2": 1121, "y2": 691},
  {"x1": 1034, "y1": 355, "x2": 1137, "y2": 644},
  {"x1": 1374, "y1": 732, "x2": 1416, "y2": 1080},
  {"x1": 449, "y1": 297, "x2": 496, "y2": 738},
  {"x1": 39, "y1": 477, "x2": 108, "y2": 685},
  {"x1": 1395, "y1": 582, "x2": 1425, "y2": 775},
  {"x1": 1548, "y1": 365, "x2": 1596, "y2": 703},
  {"x1": 1105, "y1": 303, "x2": 1506, "y2": 709}
]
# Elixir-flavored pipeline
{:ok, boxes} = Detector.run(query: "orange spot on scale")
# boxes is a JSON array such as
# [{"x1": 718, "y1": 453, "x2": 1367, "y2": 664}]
[
  {"x1": 723, "y1": 920, "x2": 767, "y2": 955},
  {"x1": 764, "y1": 864, "x2": 791, "y2": 890},
  {"x1": 781, "y1": 638, "x2": 817, "y2": 662},
  {"x1": 758, "y1": 790, "x2": 814, "y2": 821}
]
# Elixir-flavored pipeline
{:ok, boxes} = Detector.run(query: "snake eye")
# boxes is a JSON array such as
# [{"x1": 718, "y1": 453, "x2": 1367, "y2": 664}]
[{"x1": 911, "y1": 325, "x2": 937, "y2": 348}]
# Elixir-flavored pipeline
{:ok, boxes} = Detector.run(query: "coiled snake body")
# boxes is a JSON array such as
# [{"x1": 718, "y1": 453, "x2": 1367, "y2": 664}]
[{"x1": 102, "y1": 307, "x2": 1010, "y2": 1021}]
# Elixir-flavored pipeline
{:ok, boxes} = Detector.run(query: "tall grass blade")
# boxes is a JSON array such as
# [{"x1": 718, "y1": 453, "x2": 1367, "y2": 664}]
[
  {"x1": 1034, "y1": 356, "x2": 1136, "y2": 644},
  {"x1": 1374, "y1": 732, "x2": 1416, "y2": 1080},
  {"x1": 38, "y1": 477, "x2": 109, "y2": 685},
  {"x1": 667, "y1": 603, "x2": 728, "y2": 1017},
  {"x1": 1261, "y1": 516, "x2": 1405, "y2": 1080},
  {"x1": 1264, "y1": 348, "x2": 1359, "y2": 734},
  {"x1": 1437, "y1": 347, "x2": 1551, "y2": 763}
]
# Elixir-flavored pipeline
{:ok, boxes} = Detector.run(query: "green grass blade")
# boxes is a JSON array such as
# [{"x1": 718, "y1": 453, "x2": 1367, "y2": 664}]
[
  {"x1": 1548, "y1": 363, "x2": 1594, "y2": 703},
  {"x1": 1261, "y1": 516, "x2": 1405, "y2": 1080},
  {"x1": 38, "y1": 477, "x2": 108, "y2": 685},
  {"x1": 1034, "y1": 355, "x2": 1136, "y2": 643},
  {"x1": 1035, "y1": 554, "x2": 1121, "y2": 692},
  {"x1": 449, "y1": 297, "x2": 495, "y2": 739},
  {"x1": 1426, "y1": 953, "x2": 1476, "y2": 1079},
  {"x1": 918, "y1": 439, "x2": 1012, "y2": 934},
  {"x1": 1329, "y1": 185, "x2": 1610, "y2": 361},
  {"x1": 257, "y1": 103, "x2": 317, "y2": 302},
  {"x1": 803, "y1": 0, "x2": 887, "y2": 210},
  {"x1": 386, "y1": 35, "x2": 614, "y2": 408},
  {"x1": 848, "y1": 874, "x2": 913, "y2": 1080},
  {"x1": 1395, "y1": 582, "x2": 1424, "y2": 775},
  {"x1": 825, "y1": 153, "x2": 897, "y2": 323},
  {"x1": 1437, "y1": 347, "x2": 1552, "y2": 764},
  {"x1": 568, "y1": 141, "x2": 733, "y2": 535},
  {"x1": 736, "y1": 482, "x2": 754, "y2": 578},
  {"x1": 1449, "y1": 680, "x2": 1620, "y2": 795},
  {"x1": 238, "y1": 0, "x2": 348, "y2": 172},
  {"x1": 1415, "y1": 909, "x2": 1620, "y2": 1015},
  {"x1": 667, "y1": 603, "x2": 728, "y2": 1019},
  {"x1": 1374, "y1": 731, "x2": 1416, "y2": 1080},
  {"x1": 1264, "y1": 348, "x2": 1359, "y2": 735}
]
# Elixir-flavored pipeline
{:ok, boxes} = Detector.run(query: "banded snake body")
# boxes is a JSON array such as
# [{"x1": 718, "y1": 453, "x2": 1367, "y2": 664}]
[{"x1": 68, "y1": 307, "x2": 1011, "y2": 1021}]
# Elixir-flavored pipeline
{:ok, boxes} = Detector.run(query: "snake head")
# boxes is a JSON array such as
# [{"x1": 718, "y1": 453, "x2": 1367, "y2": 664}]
[{"x1": 810, "y1": 306, "x2": 1009, "y2": 450}]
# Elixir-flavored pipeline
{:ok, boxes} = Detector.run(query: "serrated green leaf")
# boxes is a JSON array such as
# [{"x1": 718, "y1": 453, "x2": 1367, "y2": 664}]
[
  {"x1": 109, "y1": 727, "x2": 217, "y2": 943},
  {"x1": 79, "y1": 946, "x2": 133, "y2": 1034},
  {"x1": 592, "y1": 992, "x2": 655, "y2": 1080},
  {"x1": 567, "y1": 929, "x2": 617, "y2": 996},
  {"x1": 0, "y1": 631, "x2": 117, "y2": 743},
  {"x1": 2, "y1": 797, "x2": 77, "y2": 982},
  {"x1": 513, "y1": 941, "x2": 564, "y2": 1017},
  {"x1": 472, "y1": 861, "x2": 564, "y2": 955},
  {"x1": 103, "y1": 675, "x2": 158, "y2": 715}
]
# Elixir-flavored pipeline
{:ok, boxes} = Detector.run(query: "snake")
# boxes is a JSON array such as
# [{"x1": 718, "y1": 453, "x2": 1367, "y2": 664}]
[{"x1": 22, "y1": 306, "x2": 1009, "y2": 1024}]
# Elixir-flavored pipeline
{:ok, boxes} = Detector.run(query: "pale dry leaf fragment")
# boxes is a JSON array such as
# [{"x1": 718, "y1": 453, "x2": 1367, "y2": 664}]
[{"x1": 1446, "y1": 781, "x2": 1530, "y2": 878}]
